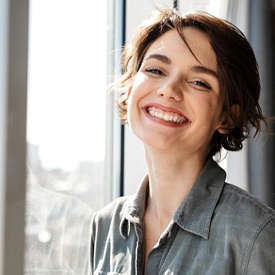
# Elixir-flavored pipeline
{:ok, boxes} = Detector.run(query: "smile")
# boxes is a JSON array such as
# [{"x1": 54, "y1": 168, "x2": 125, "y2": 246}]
[{"x1": 146, "y1": 106, "x2": 189, "y2": 124}]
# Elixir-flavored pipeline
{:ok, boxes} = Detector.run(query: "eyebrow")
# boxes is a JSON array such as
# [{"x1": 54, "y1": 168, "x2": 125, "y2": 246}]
[
  {"x1": 191, "y1": 65, "x2": 218, "y2": 79},
  {"x1": 145, "y1": 54, "x2": 172, "y2": 64},
  {"x1": 145, "y1": 53, "x2": 218, "y2": 79}
]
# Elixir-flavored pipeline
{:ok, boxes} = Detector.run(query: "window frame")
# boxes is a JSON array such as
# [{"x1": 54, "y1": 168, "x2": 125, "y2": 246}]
[{"x1": 0, "y1": 0, "x2": 29, "y2": 274}]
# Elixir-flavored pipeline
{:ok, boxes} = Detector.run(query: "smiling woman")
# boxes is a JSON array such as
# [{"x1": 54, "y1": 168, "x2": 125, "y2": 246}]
[
  {"x1": 91, "y1": 8, "x2": 275, "y2": 275},
  {"x1": 2, "y1": 0, "x2": 273, "y2": 274}
]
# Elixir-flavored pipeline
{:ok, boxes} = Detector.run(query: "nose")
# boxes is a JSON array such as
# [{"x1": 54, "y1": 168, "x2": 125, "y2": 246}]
[{"x1": 156, "y1": 78, "x2": 183, "y2": 101}]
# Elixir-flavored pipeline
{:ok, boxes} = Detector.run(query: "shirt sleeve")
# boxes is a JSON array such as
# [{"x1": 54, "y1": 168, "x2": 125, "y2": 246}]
[{"x1": 246, "y1": 217, "x2": 275, "y2": 275}]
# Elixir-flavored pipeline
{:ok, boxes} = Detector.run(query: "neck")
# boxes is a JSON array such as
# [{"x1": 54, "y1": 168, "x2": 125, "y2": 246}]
[{"x1": 144, "y1": 146, "x2": 207, "y2": 221}]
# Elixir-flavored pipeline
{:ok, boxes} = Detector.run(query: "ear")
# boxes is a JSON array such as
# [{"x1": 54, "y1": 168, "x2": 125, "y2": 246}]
[
  {"x1": 217, "y1": 104, "x2": 240, "y2": 134},
  {"x1": 217, "y1": 117, "x2": 230, "y2": 135}
]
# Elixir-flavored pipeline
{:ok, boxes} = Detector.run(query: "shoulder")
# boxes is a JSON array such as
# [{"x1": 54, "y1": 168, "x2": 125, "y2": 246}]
[
  {"x1": 215, "y1": 183, "x2": 275, "y2": 273},
  {"x1": 215, "y1": 182, "x2": 275, "y2": 244},
  {"x1": 220, "y1": 184, "x2": 275, "y2": 254},
  {"x1": 91, "y1": 195, "x2": 135, "y2": 261},
  {"x1": 92, "y1": 195, "x2": 133, "y2": 229},
  {"x1": 221, "y1": 182, "x2": 275, "y2": 220}
]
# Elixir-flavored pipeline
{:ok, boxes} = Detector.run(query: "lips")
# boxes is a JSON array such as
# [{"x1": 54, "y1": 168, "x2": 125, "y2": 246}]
[{"x1": 144, "y1": 104, "x2": 190, "y2": 124}]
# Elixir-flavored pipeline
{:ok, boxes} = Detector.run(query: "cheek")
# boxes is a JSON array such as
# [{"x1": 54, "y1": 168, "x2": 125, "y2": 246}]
[
  {"x1": 192, "y1": 95, "x2": 213, "y2": 115},
  {"x1": 130, "y1": 73, "x2": 147, "y2": 91},
  {"x1": 126, "y1": 95, "x2": 139, "y2": 129},
  {"x1": 194, "y1": 95, "x2": 224, "y2": 124},
  {"x1": 127, "y1": 75, "x2": 148, "y2": 117}
]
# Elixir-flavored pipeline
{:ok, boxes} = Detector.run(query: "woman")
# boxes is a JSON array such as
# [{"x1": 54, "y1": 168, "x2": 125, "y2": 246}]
[{"x1": 91, "y1": 9, "x2": 275, "y2": 274}]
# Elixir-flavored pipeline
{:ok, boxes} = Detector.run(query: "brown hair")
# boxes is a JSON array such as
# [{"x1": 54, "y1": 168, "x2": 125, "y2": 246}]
[{"x1": 115, "y1": 8, "x2": 268, "y2": 156}]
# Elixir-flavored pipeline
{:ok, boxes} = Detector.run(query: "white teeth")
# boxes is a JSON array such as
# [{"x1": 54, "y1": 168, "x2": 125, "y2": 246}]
[
  {"x1": 158, "y1": 113, "x2": 164, "y2": 119},
  {"x1": 148, "y1": 108, "x2": 185, "y2": 124},
  {"x1": 173, "y1": 116, "x2": 178, "y2": 122},
  {"x1": 164, "y1": 114, "x2": 169, "y2": 121},
  {"x1": 149, "y1": 109, "x2": 155, "y2": 116}
]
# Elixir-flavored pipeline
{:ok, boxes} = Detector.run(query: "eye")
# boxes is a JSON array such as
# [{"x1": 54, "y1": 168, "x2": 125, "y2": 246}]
[
  {"x1": 145, "y1": 67, "x2": 165, "y2": 76},
  {"x1": 192, "y1": 80, "x2": 211, "y2": 90}
]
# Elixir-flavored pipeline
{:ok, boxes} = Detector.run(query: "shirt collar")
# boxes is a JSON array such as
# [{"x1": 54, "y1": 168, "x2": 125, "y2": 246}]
[
  {"x1": 120, "y1": 158, "x2": 226, "y2": 240},
  {"x1": 174, "y1": 158, "x2": 226, "y2": 239},
  {"x1": 120, "y1": 175, "x2": 149, "y2": 238}
]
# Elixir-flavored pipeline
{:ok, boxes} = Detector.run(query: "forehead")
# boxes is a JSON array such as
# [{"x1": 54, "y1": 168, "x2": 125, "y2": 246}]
[{"x1": 143, "y1": 28, "x2": 217, "y2": 72}]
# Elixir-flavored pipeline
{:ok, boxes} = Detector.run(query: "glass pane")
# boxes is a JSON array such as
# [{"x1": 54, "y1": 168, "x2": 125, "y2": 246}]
[{"x1": 25, "y1": 0, "x2": 107, "y2": 273}]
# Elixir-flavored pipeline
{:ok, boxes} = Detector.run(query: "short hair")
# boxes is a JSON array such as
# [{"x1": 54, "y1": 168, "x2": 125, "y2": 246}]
[{"x1": 115, "y1": 8, "x2": 268, "y2": 157}]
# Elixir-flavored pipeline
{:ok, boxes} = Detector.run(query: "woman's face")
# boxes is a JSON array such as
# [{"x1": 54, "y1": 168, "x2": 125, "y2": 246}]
[{"x1": 127, "y1": 28, "x2": 225, "y2": 159}]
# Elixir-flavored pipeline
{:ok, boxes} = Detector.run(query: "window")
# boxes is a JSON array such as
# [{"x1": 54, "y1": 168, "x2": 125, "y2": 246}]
[
  {"x1": 25, "y1": 0, "x2": 109, "y2": 273},
  {"x1": 27, "y1": 0, "x2": 108, "y2": 211}
]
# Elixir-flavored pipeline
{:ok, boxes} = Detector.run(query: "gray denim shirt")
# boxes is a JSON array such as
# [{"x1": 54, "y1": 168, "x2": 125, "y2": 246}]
[{"x1": 91, "y1": 158, "x2": 275, "y2": 275}]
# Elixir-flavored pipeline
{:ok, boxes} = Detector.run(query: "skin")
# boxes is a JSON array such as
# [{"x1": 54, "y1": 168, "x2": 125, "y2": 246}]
[{"x1": 127, "y1": 28, "x2": 228, "y2": 263}]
